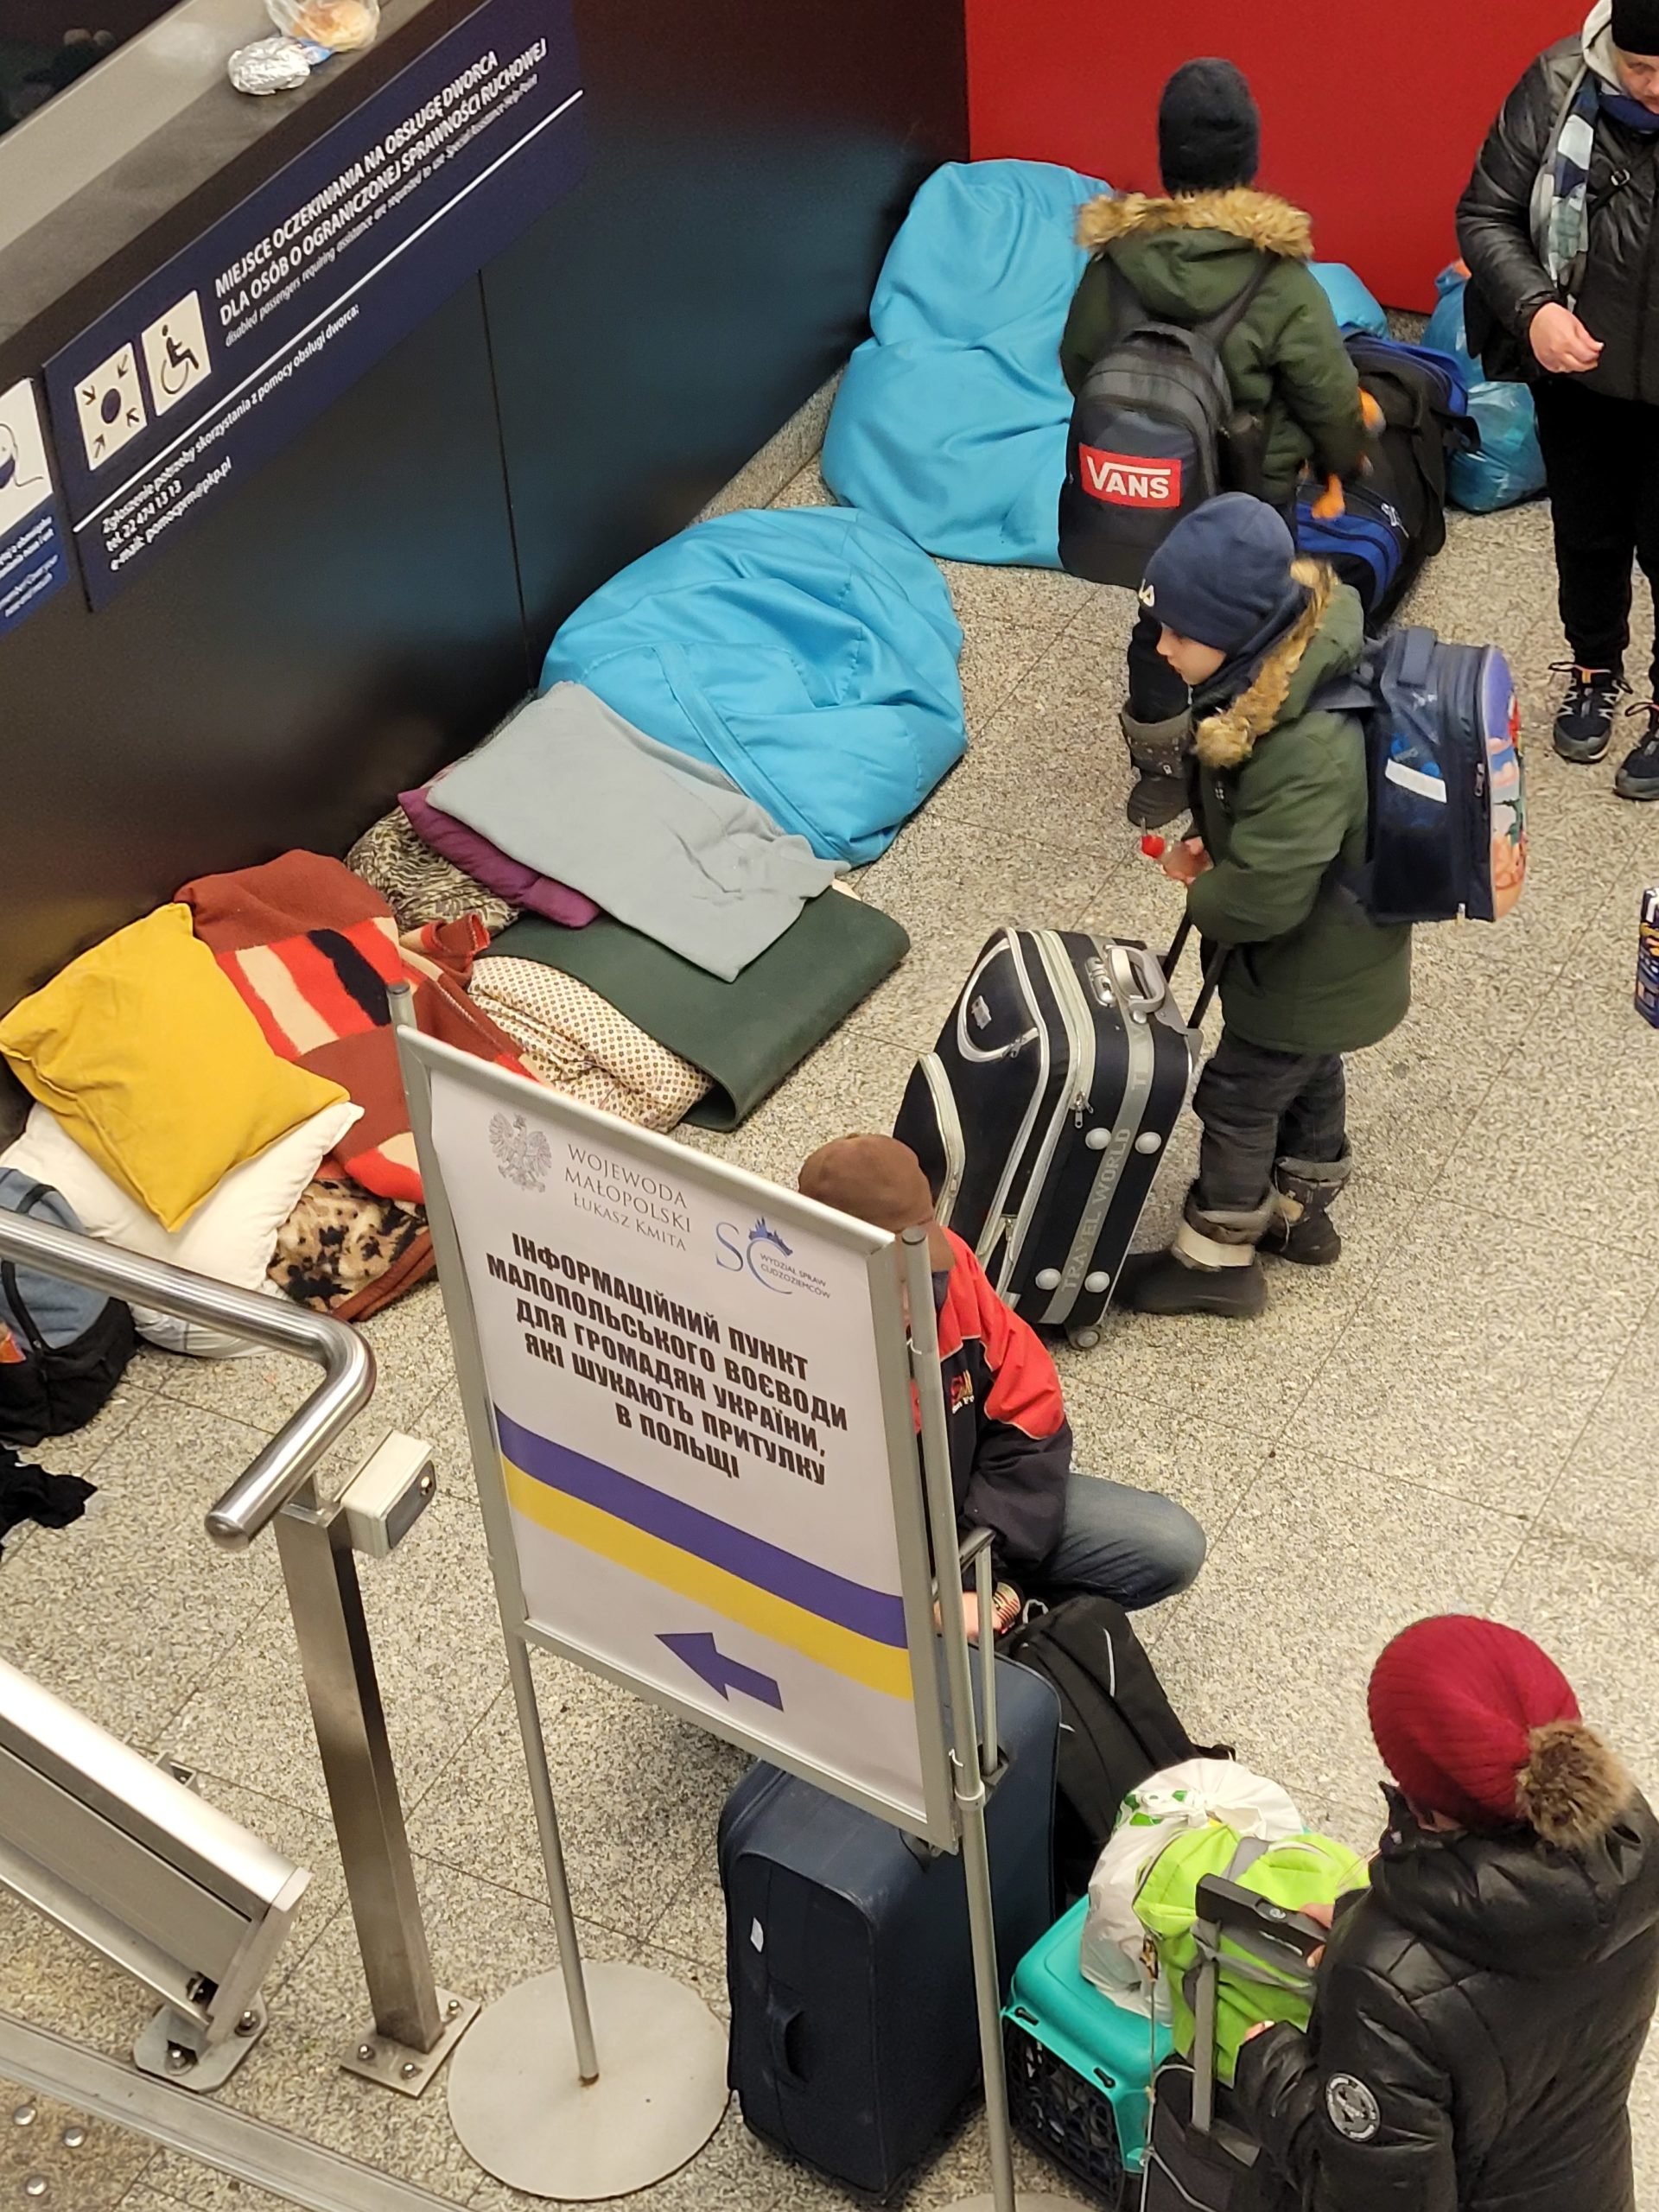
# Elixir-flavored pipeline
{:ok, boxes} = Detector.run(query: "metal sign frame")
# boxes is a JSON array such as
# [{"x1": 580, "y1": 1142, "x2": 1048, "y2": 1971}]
[{"x1": 395, "y1": 1021, "x2": 957, "y2": 1849}]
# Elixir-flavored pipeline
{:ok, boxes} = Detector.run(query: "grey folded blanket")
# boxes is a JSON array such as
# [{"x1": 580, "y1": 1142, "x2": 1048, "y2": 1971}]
[{"x1": 427, "y1": 683, "x2": 842, "y2": 981}]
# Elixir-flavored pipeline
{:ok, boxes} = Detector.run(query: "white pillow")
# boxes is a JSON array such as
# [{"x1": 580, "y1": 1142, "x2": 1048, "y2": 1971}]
[{"x1": 1, "y1": 1099, "x2": 362, "y2": 1358}]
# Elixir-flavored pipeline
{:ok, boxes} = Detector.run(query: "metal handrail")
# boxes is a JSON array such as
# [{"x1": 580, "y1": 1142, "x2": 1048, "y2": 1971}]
[{"x1": 0, "y1": 1211, "x2": 375, "y2": 1551}]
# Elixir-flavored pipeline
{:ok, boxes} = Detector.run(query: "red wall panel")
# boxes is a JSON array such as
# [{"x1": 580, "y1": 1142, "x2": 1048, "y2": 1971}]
[{"x1": 965, "y1": 1, "x2": 1569, "y2": 309}]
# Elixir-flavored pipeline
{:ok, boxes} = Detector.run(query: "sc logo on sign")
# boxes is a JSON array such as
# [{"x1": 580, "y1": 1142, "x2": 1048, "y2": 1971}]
[{"x1": 715, "y1": 1217, "x2": 795, "y2": 1294}]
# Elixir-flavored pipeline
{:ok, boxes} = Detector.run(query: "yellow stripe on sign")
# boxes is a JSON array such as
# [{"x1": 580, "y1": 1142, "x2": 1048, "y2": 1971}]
[{"x1": 503, "y1": 1457, "x2": 914, "y2": 1701}]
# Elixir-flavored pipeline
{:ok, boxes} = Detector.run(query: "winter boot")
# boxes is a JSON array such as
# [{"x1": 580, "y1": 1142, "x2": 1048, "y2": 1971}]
[
  {"x1": 1615, "y1": 703, "x2": 1659, "y2": 800},
  {"x1": 1121, "y1": 705, "x2": 1192, "y2": 831},
  {"x1": 1115, "y1": 1189, "x2": 1273, "y2": 1318},
  {"x1": 1552, "y1": 664, "x2": 1628, "y2": 764},
  {"x1": 1258, "y1": 1146, "x2": 1352, "y2": 1266}
]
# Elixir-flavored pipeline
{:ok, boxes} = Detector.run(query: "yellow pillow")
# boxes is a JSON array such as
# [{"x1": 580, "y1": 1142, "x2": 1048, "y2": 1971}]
[{"x1": 0, "y1": 904, "x2": 348, "y2": 1232}]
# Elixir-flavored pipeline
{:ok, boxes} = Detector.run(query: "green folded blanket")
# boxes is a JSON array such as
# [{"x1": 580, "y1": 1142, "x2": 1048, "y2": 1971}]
[{"x1": 490, "y1": 890, "x2": 910, "y2": 1129}]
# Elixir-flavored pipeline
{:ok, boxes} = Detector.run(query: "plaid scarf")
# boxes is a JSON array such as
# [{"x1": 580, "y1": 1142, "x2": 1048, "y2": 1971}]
[{"x1": 1533, "y1": 64, "x2": 1599, "y2": 307}]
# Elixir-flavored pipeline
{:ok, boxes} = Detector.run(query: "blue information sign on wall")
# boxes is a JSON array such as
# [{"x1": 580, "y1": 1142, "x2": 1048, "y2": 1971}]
[
  {"x1": 45, "y1": 0, "x2": 584, "y2": 607},
  {"x1": 0, "y1": 379, "x2": 70, "y2": 638}
]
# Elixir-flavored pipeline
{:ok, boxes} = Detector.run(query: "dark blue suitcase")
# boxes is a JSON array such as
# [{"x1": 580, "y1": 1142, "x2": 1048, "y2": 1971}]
[{"x1": 719, "y1": 1658, "x2": 1061, "y2": 2197}]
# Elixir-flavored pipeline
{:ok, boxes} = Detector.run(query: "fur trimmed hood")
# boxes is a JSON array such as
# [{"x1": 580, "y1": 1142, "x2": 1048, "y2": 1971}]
[
  {"x1": 1193, "y1": 561, "x2": 1343, "y2": 771},
  {"x1": 1077, "y1": 187, "x2": 1313, "y2": 260}
]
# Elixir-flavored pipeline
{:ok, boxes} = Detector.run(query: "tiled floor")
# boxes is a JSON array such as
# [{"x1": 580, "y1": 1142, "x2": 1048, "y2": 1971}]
[{"x1": 3, "y1": 467, "x2": 1657, "y2": 2210}]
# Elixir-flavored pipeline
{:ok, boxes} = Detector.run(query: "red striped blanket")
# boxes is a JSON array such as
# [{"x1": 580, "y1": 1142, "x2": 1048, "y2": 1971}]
[{"x1": 179, "y1": 852, "x2": 534, "y2": 1202}]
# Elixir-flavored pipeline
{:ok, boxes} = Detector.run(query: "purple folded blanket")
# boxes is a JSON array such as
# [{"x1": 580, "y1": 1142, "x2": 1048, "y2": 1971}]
[{"x1": 400, "y1": 776, "x2": 600, "y2": 929}]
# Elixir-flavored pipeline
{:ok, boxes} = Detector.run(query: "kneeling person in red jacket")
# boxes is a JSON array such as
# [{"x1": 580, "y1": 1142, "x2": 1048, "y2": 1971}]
[{"x1": 798, "y1": 1135, "x2": 1205, "y2": 1637}]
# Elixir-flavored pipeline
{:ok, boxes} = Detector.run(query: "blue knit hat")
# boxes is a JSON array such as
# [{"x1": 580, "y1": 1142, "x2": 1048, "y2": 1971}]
[{"x1": 1140, "y1": 495, "x2": 1302, "y2": 656}]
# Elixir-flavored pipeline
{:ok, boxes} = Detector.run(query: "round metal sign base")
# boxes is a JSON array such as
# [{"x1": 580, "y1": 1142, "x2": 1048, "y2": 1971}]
[{"x1": 447, "y1": 1962, "x2": 728, "y2": 2199}]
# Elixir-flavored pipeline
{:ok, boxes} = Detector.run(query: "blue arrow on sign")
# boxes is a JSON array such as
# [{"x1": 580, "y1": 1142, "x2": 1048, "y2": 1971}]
[{"x1": 658, "y1": 1632, "x2": 784, "y2": 1710}]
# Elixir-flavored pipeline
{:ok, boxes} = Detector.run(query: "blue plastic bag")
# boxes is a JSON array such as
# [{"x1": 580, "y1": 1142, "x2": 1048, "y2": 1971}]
[
  {"x1": 1310, "y1": 263, "x2": 1389, "y2": 336},
  {"x1": 1426, "y1": 264, "x2": 1547, "y2": 512}
]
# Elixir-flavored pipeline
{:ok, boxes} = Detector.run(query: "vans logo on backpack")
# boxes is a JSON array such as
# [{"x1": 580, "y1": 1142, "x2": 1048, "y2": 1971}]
[{"x1": 1078, "y1": 445, "x2": 1181, "y2": 511}]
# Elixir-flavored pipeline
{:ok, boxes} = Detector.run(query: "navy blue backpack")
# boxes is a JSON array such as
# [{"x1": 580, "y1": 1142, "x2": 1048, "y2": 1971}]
[
  {"x1": 1317, "y1": 628, "x2": 1527, "y2": 927},
  {"x1": 1295, "y1": 335, "x2": 1476, "y2": 626}
]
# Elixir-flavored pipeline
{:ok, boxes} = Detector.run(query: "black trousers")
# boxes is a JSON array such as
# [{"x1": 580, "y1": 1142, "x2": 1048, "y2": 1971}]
[
  {"x1": 1533, "y1": 375, "x2": 1659, "y2": 696},
  {"x1": 1192, "y1": 1028, "x2": 1347, "y2": 1214}
]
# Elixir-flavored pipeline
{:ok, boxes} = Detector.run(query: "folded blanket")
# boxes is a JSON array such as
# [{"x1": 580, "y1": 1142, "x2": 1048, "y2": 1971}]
[
  {"x1": 270, "y1": 1175, "x2": 431, "y2": 1318},
  {"x1": 180, "y1": 853, "x2": 537, "y2": 1203},
  {"x1": 347, "y1": 809, "x2": 518, "y2": 936},
  {"x1": 429, "y1": 683, "x2": 842, "y2": 981},
  {"x1": 470, "y1": 957, "x2": 708, "y2": 1131},
  {"x1": 401, "y1": 772, "x2": 600, "y2": 929},
  {"x1": 491, "y1": 885, "x2": 910, "y2": 1129}
]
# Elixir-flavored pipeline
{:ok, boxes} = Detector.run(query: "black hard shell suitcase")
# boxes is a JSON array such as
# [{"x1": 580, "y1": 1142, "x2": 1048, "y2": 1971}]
[
  {"x1": 894, "y1": 925, "x2": 1217, "y2": 1347},
  {"x1": 719, "y1": 1658, "x2": 1061, "y2": 2198},
  {"x1": 1141, "y1": 1878, "x2": 1323, "y2": 2212}
]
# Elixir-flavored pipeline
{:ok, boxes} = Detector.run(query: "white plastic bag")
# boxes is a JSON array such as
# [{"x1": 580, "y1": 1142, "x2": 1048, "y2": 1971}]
[{"x1": 1079, "y1": 1759, "x2": 1305, "y2": 2001}]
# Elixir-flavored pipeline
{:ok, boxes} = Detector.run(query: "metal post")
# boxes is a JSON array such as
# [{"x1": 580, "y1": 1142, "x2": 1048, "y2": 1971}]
[
  {"x1": 273, "y1": 1480, "x2": 440, "y2": 2052},
  {"x1": 388, "y1": 986, "x2": 598, "y2": 2080},
  {"x1": 501, "y1": 1635, "x2": 600, "y2": 2080},
  {"x1": 901, "y1": 1228, "x2": 1020, "y2": 2212}
]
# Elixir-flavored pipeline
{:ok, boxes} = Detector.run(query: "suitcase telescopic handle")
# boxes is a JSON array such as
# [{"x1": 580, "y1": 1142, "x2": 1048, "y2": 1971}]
[{"x1": 1162, "y1": 916, "x2": 1227, "y2": 1029}]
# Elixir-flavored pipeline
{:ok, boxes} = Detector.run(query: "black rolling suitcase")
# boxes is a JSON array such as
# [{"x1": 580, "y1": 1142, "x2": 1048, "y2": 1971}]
[
  {"x1": 894, "y1": 924, "x2": 1218, "y2": 1347},
  {"x1": 719, "y1": 1658, "x2": 1060, "y2": 2198},
  {"x1": 1141, "y1": 1877, "x2": 1324, "y2": 2212}
]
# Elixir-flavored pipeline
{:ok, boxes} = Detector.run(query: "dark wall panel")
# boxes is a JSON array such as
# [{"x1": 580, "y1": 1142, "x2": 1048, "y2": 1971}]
[
  {"x1": 0, "y1": 0, "x2": 969, "y2": 1014},
  {"x1": 490, "y1": 0, "x2": 968, "y2": 651},
  {"x1": 0, "y1": 282, "x2": 527, "y2": 1008}
]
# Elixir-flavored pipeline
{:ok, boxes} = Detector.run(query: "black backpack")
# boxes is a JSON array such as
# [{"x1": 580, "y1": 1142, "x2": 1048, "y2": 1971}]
[
  {"x1": 1001, "y1": 1595, "x2": 1226, "y2": 1904},
  {"x1": 0, "y1": 1172, "x2": 136, "y2": 1447},
  {"x1": 1058, "y1": 255, "x2": 1274, "y2": 588},
  {"x1": 1294, "y1": 334, "x2": 1476, "y2": 626}
]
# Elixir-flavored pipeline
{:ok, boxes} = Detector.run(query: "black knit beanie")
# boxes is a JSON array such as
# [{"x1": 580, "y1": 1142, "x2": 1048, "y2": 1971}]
[
  {"x1": 1158, "y1": 59, "x2": 1261, "y2": 195},
  {"x1": 1612, "y1": 0, "x2": 1659, "y2": 52}
]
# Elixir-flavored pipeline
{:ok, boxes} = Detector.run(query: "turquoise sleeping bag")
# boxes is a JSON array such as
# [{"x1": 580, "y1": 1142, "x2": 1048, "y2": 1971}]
[
  {"x1": 542, "y1": 507, "x2": 965, "y2": 868},
  {"x1": 823, "y1": 159, "x2": 1109, "y2": 569},
  {"x1": 821, "y1": 158, "x2": 1390, "y2": 569}
]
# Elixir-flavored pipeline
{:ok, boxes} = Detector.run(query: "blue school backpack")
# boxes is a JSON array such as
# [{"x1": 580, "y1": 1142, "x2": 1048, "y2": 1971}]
[{"x1": 1316, "y1": 630, "x2": 1528, "y2": 927}]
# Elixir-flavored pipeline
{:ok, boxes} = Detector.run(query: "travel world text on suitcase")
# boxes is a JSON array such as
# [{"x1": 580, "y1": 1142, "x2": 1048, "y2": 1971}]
[{"x1": 894, "y1": 925, "x2": 1218, "y2": 1345}]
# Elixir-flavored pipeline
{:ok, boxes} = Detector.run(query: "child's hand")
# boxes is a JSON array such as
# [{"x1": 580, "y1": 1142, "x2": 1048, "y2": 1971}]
[{"x1": 1160, "y1": 836, "x2": 1211, "y2": 887}]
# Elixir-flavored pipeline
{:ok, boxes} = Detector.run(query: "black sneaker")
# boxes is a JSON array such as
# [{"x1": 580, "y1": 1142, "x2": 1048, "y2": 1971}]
[
  {"x1": 1552, "y1": 664, "x2": 1628, "y2": 763},
  {"x1": 1616, "y1": 703, "x2": 1659, "y2": 800}
]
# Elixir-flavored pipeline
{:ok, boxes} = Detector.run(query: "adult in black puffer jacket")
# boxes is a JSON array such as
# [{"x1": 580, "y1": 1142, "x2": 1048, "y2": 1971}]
[
  {"x1": 1235, "y1": 1615, "x2": 1659, "y2": 2212},
  {"x1": 1458, "y1": 0, "x2": 1659, "y2": 798}
]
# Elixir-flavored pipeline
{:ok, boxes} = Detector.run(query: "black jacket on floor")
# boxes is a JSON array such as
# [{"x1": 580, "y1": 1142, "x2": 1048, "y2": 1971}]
[
  {"x1": 1457, "y1": 37, "x2": 1659, "y2": 403},
  {"x1": 1234, "y1": 1786, "x2": 1659, "y2": 2212}
]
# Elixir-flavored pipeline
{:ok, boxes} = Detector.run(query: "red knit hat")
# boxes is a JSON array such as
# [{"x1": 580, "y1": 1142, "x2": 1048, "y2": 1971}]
[{"x1": 1369, "y1": 1617, "x2": 1589, "y2": 1834}]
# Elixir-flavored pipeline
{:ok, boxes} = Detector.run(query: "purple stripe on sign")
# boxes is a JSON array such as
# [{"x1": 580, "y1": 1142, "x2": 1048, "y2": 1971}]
[{"x1": 495, "y1": 1407, "x2": 908, "y2": 1647}]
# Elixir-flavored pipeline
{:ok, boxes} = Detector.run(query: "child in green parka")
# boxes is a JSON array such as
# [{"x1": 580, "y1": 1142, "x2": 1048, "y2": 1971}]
[
  {"x1": 1060, "y1": 60, "x2": 1369, "y2": 826},
  {"x1": 1114, "y1": 496, "x2": 1412, "y2": 1319}
]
